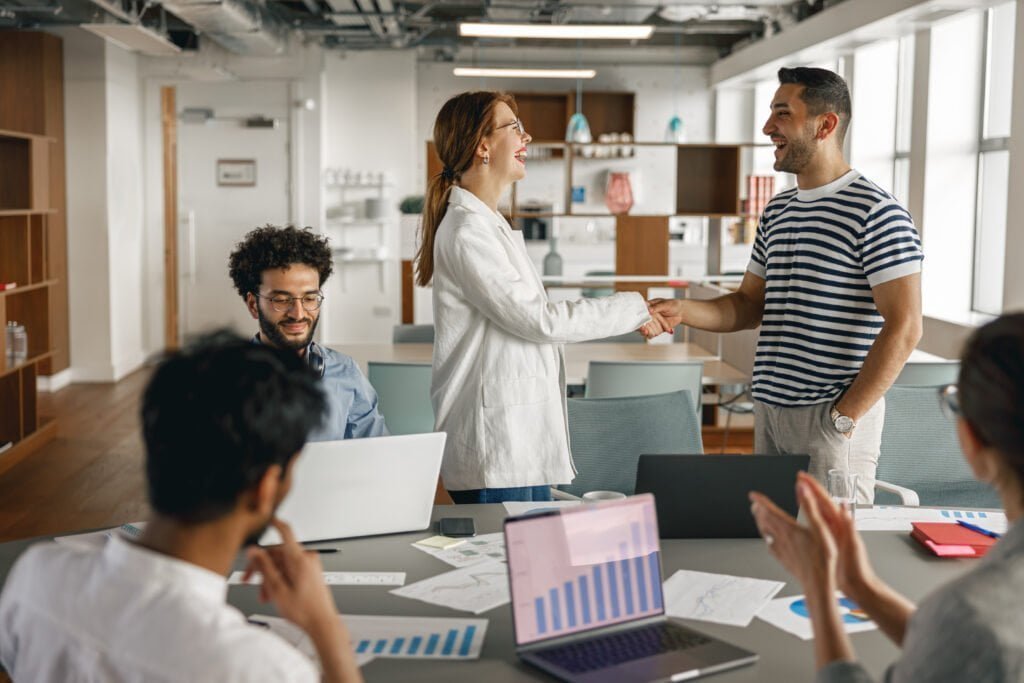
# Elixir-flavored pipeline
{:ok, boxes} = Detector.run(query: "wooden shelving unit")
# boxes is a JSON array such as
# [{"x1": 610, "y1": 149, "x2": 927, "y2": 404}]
[{"x1": 0, "y1": 32, "x2": 69, "y2": 475}]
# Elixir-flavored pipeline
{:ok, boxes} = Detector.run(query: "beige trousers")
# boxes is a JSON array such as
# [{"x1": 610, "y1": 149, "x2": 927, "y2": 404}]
[{"x1": 753, "y1": 398, "x2": 885, "y2": 504}]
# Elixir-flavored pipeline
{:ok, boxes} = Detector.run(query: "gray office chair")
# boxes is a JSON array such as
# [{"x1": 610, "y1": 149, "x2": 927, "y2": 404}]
[
  {"x1": 392, "y1": 324, "x2": 434, "y2": 344},
  {"x1": 584, "y1": 360, "x2": 704, "y2": 415},
  {"x1": 557, "y1": 390, "x2": 703, "y2": 499},
  {"x1": 894, "y1": 360, "x2": 960, "y2": 386},
  {"x1": 366, "y1": 362, "x2": 434, "y2": 435},
  {"x1": 874, "y1": 385, "x2": 1000, "y2": 508}
]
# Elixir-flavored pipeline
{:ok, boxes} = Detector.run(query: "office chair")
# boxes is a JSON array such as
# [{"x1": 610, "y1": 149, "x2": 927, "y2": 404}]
[
  {"x1": 366, "y1": 362, "x2": 434, "y2": 435},
  {"x1": 556, "y1": 389, "x2": 703, "y2": 499},
  {"x1": 392, "y1": 324, "x2": 435, "y2": 344},
  {"x1": 584, "y1": 360, "x2": 704, "y2": 415}
]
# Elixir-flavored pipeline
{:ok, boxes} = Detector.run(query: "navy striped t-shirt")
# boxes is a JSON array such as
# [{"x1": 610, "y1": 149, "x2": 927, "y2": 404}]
[{"x1": 747, "y1": 170, "x2": 923, "y2": 407}]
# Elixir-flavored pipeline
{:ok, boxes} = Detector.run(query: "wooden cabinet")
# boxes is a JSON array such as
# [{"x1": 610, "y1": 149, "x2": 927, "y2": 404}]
[{"x1": 0, "y1": 32, "x2": 69, "y2": 474}]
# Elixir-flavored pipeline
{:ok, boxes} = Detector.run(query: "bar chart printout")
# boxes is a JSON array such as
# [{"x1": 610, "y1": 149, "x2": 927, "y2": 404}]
[
  {"x1": 347, "y1": 615, "x2": 488, "y2": 660},
  {"x1": 506, "y1": 494, "x2": 663, "y2": 645}
]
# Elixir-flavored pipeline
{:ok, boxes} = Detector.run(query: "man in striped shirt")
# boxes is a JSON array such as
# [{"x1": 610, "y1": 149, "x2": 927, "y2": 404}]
[{"x1": 651, "y1": 67, "x2": 923, "y2": 502}]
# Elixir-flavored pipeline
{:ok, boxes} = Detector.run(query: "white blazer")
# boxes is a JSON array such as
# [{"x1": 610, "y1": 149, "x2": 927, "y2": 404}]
[{"x1": 431, "y1": 186, "x2": 651, "y2": 490}]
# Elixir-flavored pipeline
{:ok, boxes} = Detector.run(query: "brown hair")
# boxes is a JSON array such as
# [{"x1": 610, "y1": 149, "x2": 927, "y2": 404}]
[
  {"x1": 415, "y1": 91, "x2": 517, "y2": 286},
  {"x1": 958, "y1": 313, "x2": 1024, "y2": 484}
]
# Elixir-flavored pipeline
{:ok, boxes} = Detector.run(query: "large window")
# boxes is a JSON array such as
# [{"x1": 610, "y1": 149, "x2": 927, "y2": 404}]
[{"x1": 973, "y1": 1, "x2": 1015, "y2": 315}]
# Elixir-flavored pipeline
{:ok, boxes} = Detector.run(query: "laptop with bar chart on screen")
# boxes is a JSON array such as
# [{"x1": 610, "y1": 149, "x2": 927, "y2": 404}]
[{"x1": 503, "y1": 494, "x2": 757, "y2": 682}]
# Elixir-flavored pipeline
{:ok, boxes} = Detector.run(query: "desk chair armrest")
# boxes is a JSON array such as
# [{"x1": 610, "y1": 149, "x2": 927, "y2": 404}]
[
  {"x1": 874, "y1": 480, "x2": 920, "y2": 507},
  {"x1": 550, "y1": 488, "x2": 582, "y2": 502}
]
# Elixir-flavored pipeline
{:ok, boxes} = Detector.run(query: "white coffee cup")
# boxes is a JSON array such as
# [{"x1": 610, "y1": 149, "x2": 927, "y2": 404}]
[{"x1": 581, "y1": 490, "x2": 627, "y2": 503}]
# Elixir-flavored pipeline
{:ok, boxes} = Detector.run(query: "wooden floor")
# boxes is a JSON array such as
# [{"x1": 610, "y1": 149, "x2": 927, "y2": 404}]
[{"x1": 0, "y1": 370, "x2": 152, "y2": 543}]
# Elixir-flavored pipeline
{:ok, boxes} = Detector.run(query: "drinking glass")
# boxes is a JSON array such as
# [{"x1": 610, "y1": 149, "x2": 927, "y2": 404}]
[{"x1": 827, "y1": 469, "x2": 859, "y2": 518}]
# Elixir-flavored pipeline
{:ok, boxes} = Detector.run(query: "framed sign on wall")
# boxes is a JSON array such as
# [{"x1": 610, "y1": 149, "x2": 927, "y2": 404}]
[{"x1": 216, "y1": 159, "x2": 256, "y2": 186}]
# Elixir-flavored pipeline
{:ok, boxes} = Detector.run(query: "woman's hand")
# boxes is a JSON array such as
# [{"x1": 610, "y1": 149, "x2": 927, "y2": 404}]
[{"x1": 750, "y1": 472, "x2": 839, "y2": 591}]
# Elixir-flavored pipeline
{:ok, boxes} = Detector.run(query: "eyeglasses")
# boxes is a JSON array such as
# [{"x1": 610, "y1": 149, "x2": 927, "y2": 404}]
[
  {"x1": 495, "y1": 119, "x2": 526, "y2": 136},
  {"x1": 938, "y1": 384, "x2": 961, "y2": 420},
  {"x1": 257, "y1": 292, "x2": 325, "y2": 312}
]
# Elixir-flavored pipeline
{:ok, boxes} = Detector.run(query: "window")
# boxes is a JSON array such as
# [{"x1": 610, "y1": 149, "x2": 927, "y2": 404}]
[{"x1": 973, "y1": 1, "x2": 1015, "y2": 314}]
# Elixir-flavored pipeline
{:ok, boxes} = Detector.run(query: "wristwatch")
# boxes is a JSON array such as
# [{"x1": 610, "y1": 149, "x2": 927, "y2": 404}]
[{"x1": 830, "y1": 404, "x2": 856, "y2": 435}]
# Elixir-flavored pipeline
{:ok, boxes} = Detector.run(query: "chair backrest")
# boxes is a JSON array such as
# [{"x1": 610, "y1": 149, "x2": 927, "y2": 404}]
[
  {"x1": 894, "y1": 361, "x2": 960, "y2": 386},
  {"x1": 366, "y1": 362, "x2": 434, "y2": 435},
  {"x1": 562, "y1": 390, "x2": 703, "y2": 498},
  {"x1": 392, "y1": 324, "x2": 435, "y2": 344},
  {"x1": 877, "y1": 385, "x2": 999, "y2": 508},
  {"x1": 584, "y1": 360, "x2": 704, "y2": 414},
  {"x1": 580, "y1": 270, "x2": 615, "y2": 299}
]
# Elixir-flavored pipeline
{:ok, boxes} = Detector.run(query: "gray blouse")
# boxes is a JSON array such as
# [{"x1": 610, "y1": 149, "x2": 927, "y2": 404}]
[{"x1": 817, "y1": 520, "x2": 1024, "y2": 683}]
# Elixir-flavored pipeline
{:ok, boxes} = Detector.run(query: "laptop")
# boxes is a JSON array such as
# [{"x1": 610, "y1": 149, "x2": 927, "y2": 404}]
[
  {"x1": 260, "y1": 432, "x2": 446, "y2": 545},
  {"x1": 635, "y1": 454, "x2": 810, "y2": 539},
  {"x1": 504, "y1": 494, "x2": 757, "y2": 682}
]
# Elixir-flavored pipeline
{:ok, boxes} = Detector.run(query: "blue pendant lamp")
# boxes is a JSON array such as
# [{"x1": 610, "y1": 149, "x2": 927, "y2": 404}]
[{"x1": 566, "y1": 42, "x2": 592, "y2": 143}]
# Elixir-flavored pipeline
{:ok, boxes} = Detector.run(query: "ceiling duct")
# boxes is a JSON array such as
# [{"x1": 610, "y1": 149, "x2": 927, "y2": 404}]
[{"x1": 161, "y1": 0, "x2": 286, "y2": 54}]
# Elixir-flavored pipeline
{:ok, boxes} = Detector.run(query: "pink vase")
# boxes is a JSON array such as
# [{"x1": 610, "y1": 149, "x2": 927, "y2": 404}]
[{"x1": 605, "y1": 172, "x2": 634, "y2": 214}]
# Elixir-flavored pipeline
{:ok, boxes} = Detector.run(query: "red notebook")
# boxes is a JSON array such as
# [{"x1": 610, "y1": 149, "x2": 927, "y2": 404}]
[{"x1": 911, "y1": 522, "x2": 997, "y2": 557}]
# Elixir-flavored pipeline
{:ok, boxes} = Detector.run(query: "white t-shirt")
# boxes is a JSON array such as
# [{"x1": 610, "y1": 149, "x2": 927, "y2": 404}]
[{"x1": 0, "y1": 535, "x2": 318, "y2": 682}]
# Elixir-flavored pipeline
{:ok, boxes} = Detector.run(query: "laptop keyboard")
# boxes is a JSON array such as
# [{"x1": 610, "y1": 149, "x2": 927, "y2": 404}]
[{"x1": 534, "y1": 622, "x2": 711, "y2": 674}]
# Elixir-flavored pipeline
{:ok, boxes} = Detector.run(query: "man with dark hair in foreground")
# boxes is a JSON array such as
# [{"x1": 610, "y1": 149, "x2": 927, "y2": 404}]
[
  {"x1": 651, "y1": 67, "x2": 923, "y2": 502},
  {"x1": 0, "y1": 332, "x2": 363, "y2": 682}
]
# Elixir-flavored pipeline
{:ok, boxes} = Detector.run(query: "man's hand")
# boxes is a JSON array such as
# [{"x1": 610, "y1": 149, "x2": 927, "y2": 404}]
[
  {"x1": 647, "y1": 298, "x2": 685, "y2": 331},
  {"x1": 243, "y1": 519, "x2": 338, "y2": 633}
]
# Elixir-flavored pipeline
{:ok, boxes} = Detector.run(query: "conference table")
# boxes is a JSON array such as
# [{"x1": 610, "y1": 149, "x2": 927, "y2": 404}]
[
  {"x1": 336, "y1": 342, "x2": 747, "y2": 387},
  {"x1": 0, "y1": 504, "x2": 979, "y2": 681}
]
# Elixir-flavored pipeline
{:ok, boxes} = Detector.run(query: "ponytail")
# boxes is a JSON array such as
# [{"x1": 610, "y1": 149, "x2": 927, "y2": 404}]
[{"x1": 413, "y1": 91, "x2": 517, "y2": 287}]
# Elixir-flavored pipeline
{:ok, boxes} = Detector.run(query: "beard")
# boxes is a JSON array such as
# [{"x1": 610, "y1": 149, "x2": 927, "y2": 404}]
[
  {"x1": 774, "y1": 127, "x2": 817, "y2": 174},
  {"x1": 257, "y1": 305, "x2": 320, "y2": 352}
]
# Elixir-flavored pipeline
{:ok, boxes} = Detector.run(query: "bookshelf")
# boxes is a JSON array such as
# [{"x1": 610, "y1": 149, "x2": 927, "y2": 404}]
[{"x1": 0, "y1": 32, "x2": 69, "y2": 474}]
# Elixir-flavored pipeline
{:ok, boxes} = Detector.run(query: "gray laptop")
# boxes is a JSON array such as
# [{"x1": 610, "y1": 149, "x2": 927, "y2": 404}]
[
  {"x1": 504, "y1": 494, "x2": 757, "y2": 682},
  {"x1": 261, "y1": 432, "x2": 446, "y2": 545}
]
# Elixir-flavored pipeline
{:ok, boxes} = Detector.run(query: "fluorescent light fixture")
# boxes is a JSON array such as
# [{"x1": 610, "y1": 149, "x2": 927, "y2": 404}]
[
  {"x1": 459, "y1": 22, "x2": 653, "y2": 40},
  {"x1": 82, "y1": 23, "x2": 182, "y2": 56},
  {"x1": 454, "y1": 67, "x2": 597, "y2": 79}
]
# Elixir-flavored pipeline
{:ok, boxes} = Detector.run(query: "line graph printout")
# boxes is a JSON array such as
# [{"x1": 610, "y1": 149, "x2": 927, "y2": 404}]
[
  {"x1": 662, "y1": 570, "x2": 785, "y2": 627},
  {"x1": 506, "y1": 494, "x2": 663, "y2": 645},
  {"x1": 390, "y1": 560, "x2": 510, "y2": 614}
]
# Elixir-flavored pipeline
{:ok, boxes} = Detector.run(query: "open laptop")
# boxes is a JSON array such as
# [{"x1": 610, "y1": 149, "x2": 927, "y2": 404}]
[
  {"x1": 504, "y1": 494, "x2": 757, "y2": 682},
  {"x1": 260, "y1": 432, "x2": 446, "y2": 545},
  {"x1": 635, "y1": 454, "x2": 810, "y2": 539}
]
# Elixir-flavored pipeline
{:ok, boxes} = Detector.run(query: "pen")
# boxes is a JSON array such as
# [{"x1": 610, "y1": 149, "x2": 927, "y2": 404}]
[
  {"x1": 309, "y1": 548, "x2": 339, "y2": 554},
  {"x1": 956, "y1": 519, "x2": 1002, "y2": 539}
]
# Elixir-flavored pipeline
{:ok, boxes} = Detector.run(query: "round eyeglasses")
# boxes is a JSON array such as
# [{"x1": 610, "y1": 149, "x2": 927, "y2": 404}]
[
  {"x1": 495, "y1": 119, "x2": 526, "y2": 136},
  {"x1": 257, "y1": 292, "x2": 325, "y2": 313}
]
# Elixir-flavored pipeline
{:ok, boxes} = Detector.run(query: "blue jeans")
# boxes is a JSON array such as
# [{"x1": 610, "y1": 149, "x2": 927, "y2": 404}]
[{"x1": 449, "y1": 486, "x2": 552, "y2": 504}]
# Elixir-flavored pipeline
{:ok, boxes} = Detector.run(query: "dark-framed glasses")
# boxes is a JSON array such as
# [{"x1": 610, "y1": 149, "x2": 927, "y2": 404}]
[
  {"x1": 938, "y1": 384, "x2": 961, "y2": 420},
  {"x1": 496, "y1": 119, "x2": 526, "y2": 136},
  {"x1": 257, "y1": 292, "x2": 325, "y2": 312}
]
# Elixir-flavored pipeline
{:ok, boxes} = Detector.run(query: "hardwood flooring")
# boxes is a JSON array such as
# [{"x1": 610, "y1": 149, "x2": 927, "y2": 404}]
[{"x1": 0, "y1": 369, "x2": 152, "y2": 543}]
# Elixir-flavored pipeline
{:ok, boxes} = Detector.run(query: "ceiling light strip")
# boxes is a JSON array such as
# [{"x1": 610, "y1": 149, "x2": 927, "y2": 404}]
[
  {"x1": 453, "y1": 67, "x2": 597, "y2": 79},
  {"x1": 459, "y1": 23, "x2": 653, "y2": 40}
]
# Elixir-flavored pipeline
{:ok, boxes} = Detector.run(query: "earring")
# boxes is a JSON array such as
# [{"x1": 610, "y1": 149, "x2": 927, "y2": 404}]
[{"x1": 483, "y1": 154, "x2": 489, "y2": 165}]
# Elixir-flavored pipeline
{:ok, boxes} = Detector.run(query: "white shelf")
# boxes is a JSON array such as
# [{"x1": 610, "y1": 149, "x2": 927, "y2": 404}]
[{"x1": 326, "y1": 218, "x2": 390, "y2": 227}]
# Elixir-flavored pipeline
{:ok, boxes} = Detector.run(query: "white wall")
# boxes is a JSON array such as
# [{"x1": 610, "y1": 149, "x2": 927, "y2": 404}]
[
  {"x1": 321, "y1": 50, "x2": 418, "y2": 344},
  {"x1": 59, "y1": 29, "x2": 147, "y2": 382}
]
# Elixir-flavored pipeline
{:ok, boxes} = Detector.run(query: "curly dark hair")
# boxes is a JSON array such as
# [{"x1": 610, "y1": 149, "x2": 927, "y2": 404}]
[{"x1": 228, "y1": 225, "x2": 333, "y2": 299}]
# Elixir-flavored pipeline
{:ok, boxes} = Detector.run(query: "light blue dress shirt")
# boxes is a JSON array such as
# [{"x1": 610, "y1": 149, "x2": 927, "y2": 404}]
[{"x1": 307, "y1": 344, "x2": 388, "y2": 441}]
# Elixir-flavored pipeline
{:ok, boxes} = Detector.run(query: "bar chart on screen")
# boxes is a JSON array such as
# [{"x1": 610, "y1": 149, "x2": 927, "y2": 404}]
[{"x1": 506, "y1": 496, "x2": 663, "y2": 645}]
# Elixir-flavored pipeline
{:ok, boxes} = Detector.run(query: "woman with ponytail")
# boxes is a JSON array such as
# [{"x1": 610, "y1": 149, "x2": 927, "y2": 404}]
[{"x1": 417, "y1": 91, "x2": 666, "y2": 504}]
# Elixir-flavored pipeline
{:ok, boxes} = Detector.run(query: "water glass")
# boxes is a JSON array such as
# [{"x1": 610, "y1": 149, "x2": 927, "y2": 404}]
[{"x1": 827, "y1": 469, "x2": 858, "y2": 518}]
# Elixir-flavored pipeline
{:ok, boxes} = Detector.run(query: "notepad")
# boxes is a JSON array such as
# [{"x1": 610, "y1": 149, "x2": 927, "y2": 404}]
[
  {"x1": 415, "y1": 535, "x2": 467, "y2": 550},
  {"x1": 911, "y1": 522, "x2": 998, "y2": 558}
]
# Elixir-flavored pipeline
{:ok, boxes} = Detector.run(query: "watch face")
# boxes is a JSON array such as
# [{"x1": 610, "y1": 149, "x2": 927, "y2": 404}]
[{"x1": 835, "y1": 416, "x2": 855, "y2": 433}]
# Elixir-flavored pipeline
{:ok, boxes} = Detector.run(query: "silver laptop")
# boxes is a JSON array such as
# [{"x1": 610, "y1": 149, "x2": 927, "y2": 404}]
[
  {"x1": 504, "y1": 494, "x2": 757, "y2": 682},
  {"x1": 261, "y1": 432, "x2": 446, "y2": 545}
]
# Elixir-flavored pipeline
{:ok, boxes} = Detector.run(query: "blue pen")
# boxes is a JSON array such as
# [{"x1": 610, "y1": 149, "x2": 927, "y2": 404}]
[{"x1": 957, "y1": 519, "x2": 1002, "y2": 539}]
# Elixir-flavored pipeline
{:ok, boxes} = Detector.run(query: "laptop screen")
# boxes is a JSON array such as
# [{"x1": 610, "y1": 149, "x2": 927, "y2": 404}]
[{"x1": 504, "y1": 494, "x2": 664, "y2": 646}]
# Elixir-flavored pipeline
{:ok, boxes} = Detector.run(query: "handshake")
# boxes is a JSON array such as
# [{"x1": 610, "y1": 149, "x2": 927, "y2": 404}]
[{"x1": 637, "y1": 298, "x2": 684, "y2": 339}]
